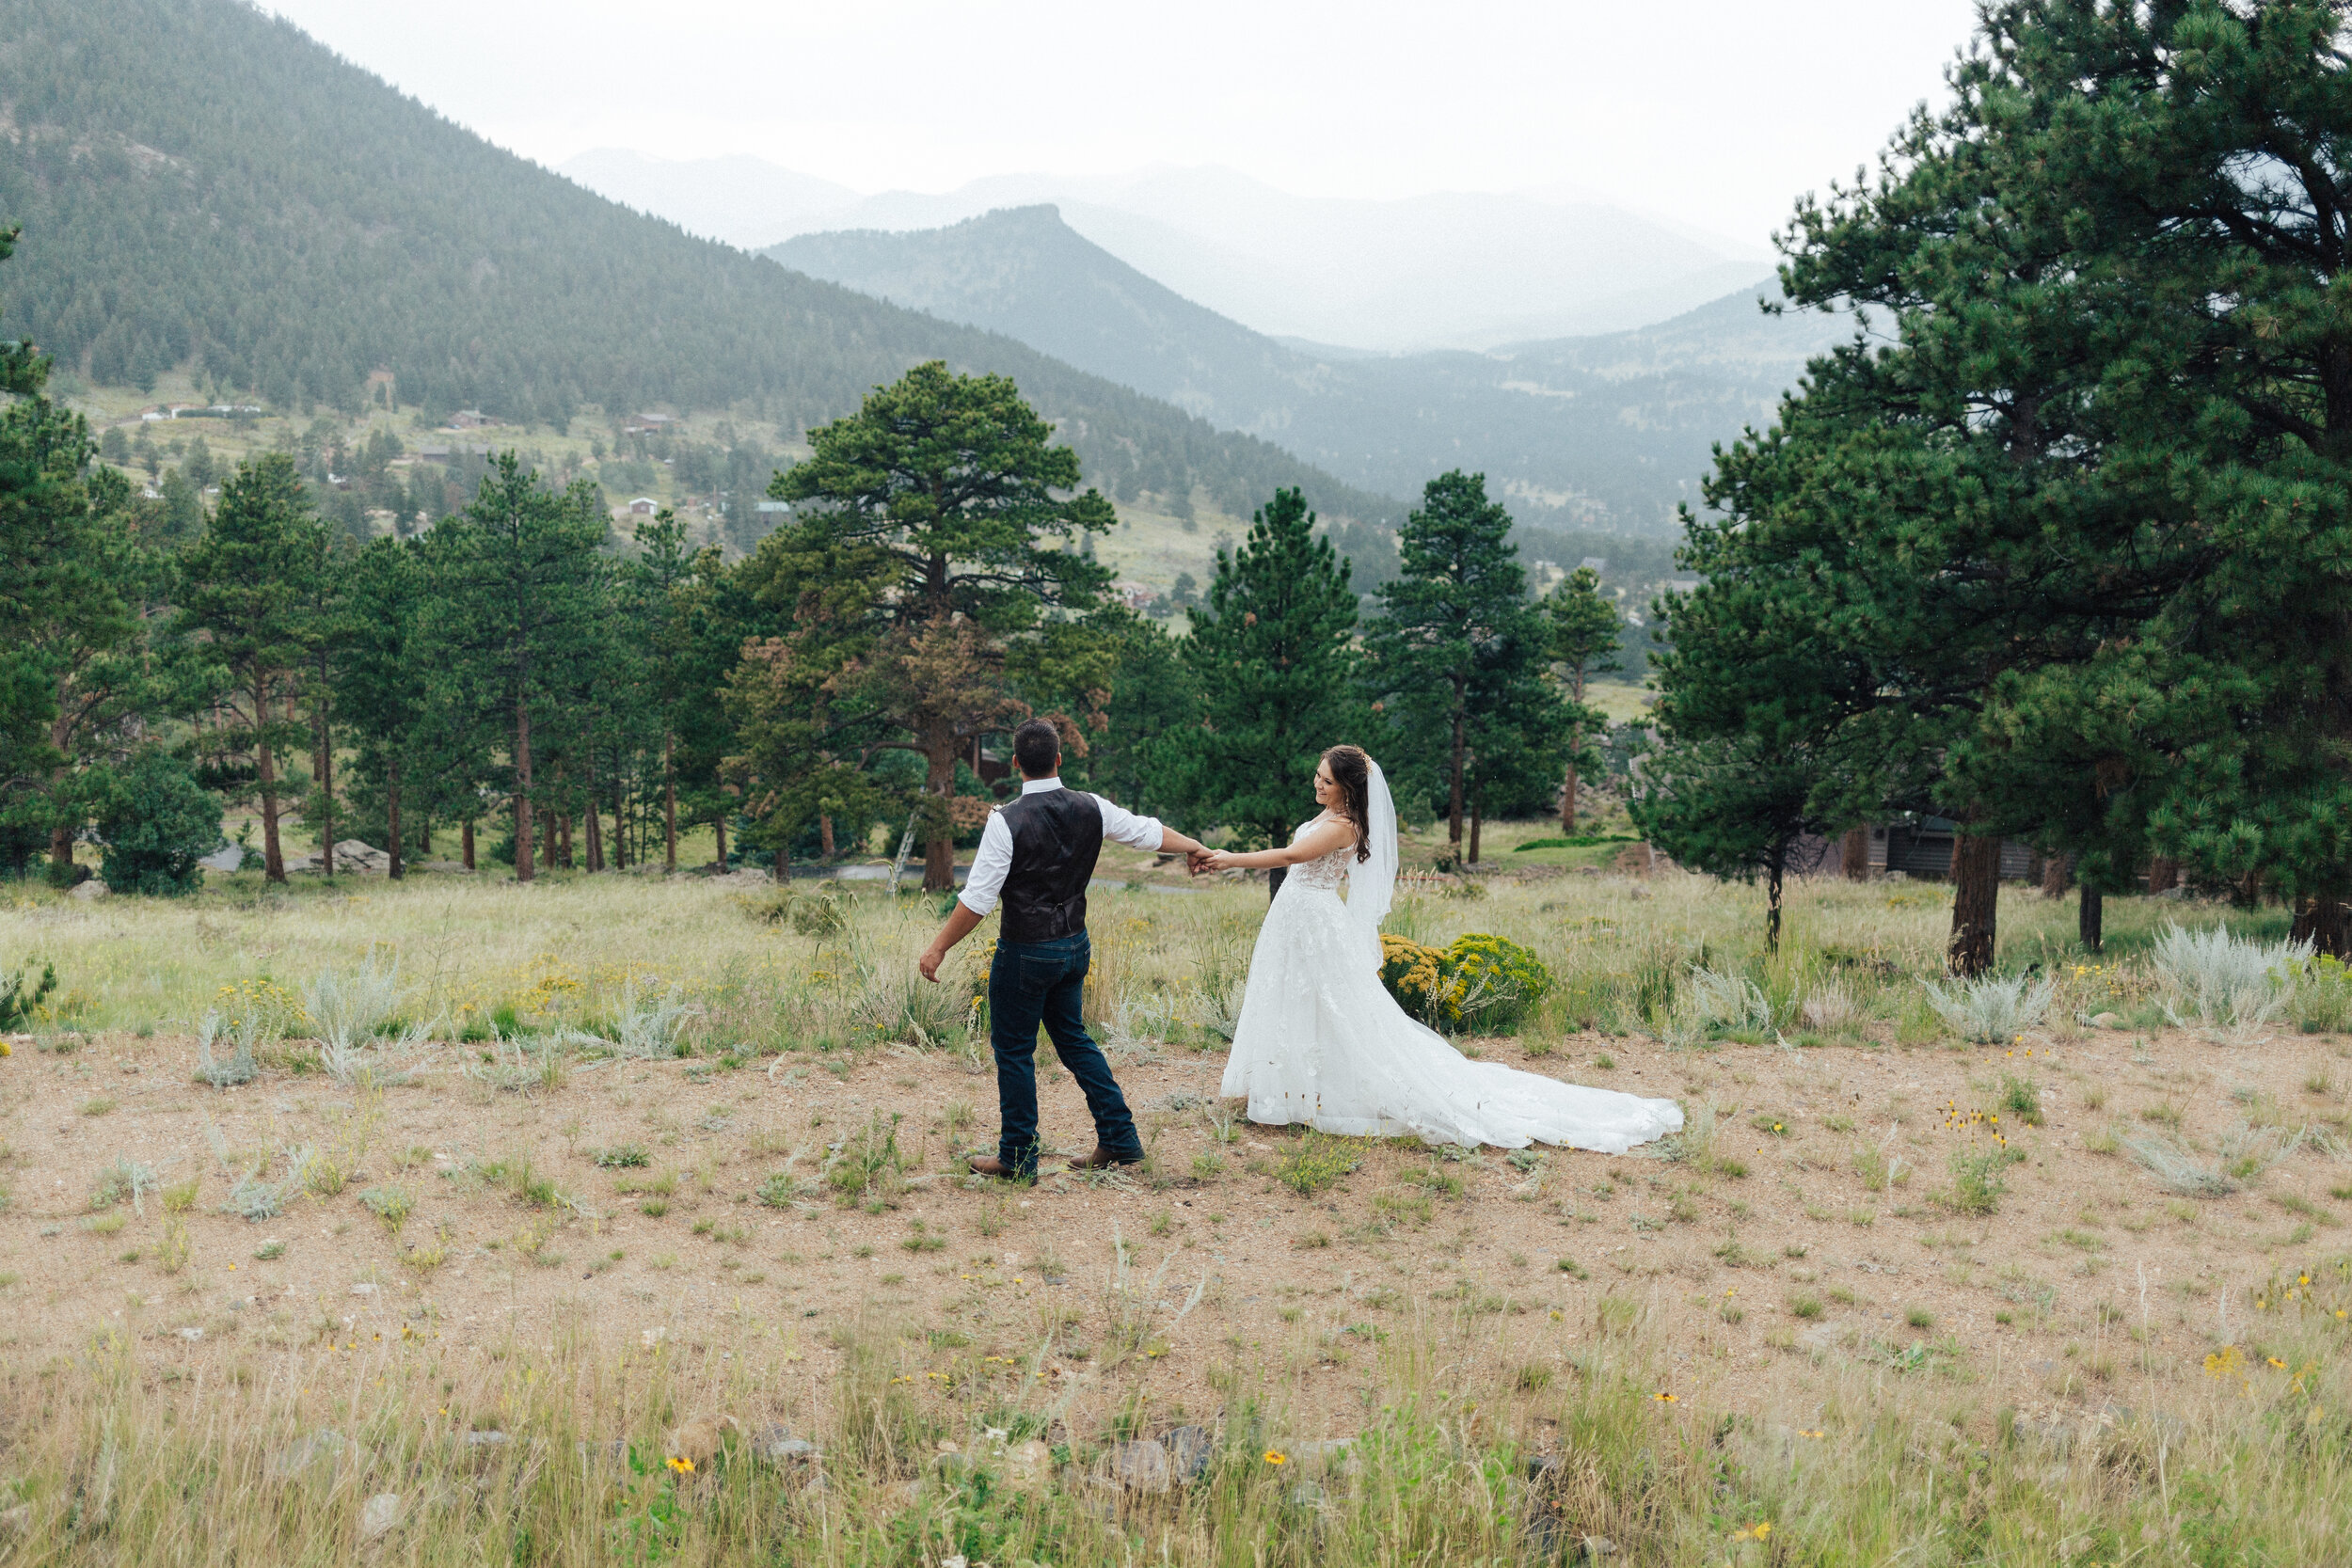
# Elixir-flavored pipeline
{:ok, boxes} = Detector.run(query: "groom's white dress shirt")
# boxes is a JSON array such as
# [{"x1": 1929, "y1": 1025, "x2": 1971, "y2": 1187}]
[{"x1": 956, "y1": 777, "x2": 1168, "y2": 918}]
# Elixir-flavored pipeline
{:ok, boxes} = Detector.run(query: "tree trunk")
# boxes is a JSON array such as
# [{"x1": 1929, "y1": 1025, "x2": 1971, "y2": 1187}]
[
  {"x1": 558, "y1": 813, "x2": 573, "y2": 871},
  {"x1": 462, "y1": 818, "x2": 475, "y2": 871},
  {"x1": 662, "y1": 733, "x2": 677, "y2": 873},
  {"x1": 1947, "y1": 830, "x2": 2001, "y2": 977},
  {"x1": 543, "y1": 800, "x2": 558, "y2": 872},
  {"x1": 713, "y1": 813, "x2": 727, "y2": 871},
  {"x1": 2293, "y1": 894, "x2": 2352, "y2": 959},
  {"x1": 1468, "y1": 800, "x2": 1482, "y2": 864},
  {"x1": 513, "y1": 699, "x2": 534, "y2": 882},
  {"x1": 818, "y1": 814, "x2": 836, "y2": 861},
  {"x1": 256, "y1": 676, "x2": 285, "y2": 882},
  {"x1": 1840, "y1": 826, "x2": 1870, "y2": 881},
  {"x1": 47, "y1": 700, "x2": 73, "y2": 881},
  {"x1": 387, "y1": 761, "x2": 404, "y2": 880},
  {"x1": 611, "y1": 778, "x2": 627, "y2": 870},
  {"x1": 1446, "y1": 691, "x2": 1466, "y2": 851},
  {"x1": 1559, "y1": 668, "x2": 1585, "y2": 833},
  {"x1": 922, "y1": 741, "x2": 956, "y2": 892},
  {"x1": 2147, "y1": 856, "x2": 2179, "y2": 895},
  {"x1": 2041, "y1": 851, "x2": 2071, "y2": 900},
  {"x1": 2078, "y1": 885, "x2": 2104, "y2": 954},
  {"x1": 584, "y1": 797, "x2": 603, "y2": 874},
  {"x1": 315, "y1": 643, "x2": 334, "y2": 879},
  {"x1": 1766, "y1": 850, "x2": 1787, "y2": 953}
]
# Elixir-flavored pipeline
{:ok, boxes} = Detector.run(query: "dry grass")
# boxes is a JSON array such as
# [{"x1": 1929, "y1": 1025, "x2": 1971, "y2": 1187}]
[{"x1": 0, "y1": 858, "x2": 2344, "y2": 1560}]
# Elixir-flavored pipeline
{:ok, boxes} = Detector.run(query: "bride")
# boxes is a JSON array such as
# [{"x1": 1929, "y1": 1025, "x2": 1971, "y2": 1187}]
[{"x1": 1198, "y1": 745, "x2": 1682, "y2": 1153}]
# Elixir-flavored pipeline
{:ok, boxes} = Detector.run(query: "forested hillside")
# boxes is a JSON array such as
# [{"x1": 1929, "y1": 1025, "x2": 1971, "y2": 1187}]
[
  {"x1": 773, "y1": 206, "x2": 1853, "y2": 533},
  {"x1": 0, "y1": 0, "x2": 1391, "y2": 525}
]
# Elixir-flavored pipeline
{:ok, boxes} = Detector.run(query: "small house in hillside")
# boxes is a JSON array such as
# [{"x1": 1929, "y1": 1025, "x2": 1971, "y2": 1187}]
[
  {"x1": 446, "y1": 410, "x2": 495, "y2": 429},
  {"x1": 754, "y1": 500, "x2": 791, "y2": 518},
  {"x1": 628, "y1": 498, "x2": 659, "y2": 516},
  {"x1": 1580, "y1": 557, "x2": 1609, "y2": 575},
  {"x1": 625, "y1": 412, "x2": 676, "y2": 434}
]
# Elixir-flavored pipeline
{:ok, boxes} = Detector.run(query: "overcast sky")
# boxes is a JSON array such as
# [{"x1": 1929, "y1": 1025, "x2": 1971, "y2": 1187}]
[{"x1": 263, "y1": 0, "x2": 1983, "y2": 245}]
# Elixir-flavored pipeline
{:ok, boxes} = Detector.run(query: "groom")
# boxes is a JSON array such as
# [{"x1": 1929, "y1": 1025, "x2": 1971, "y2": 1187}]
[{"x1": 917, "y1": 718, "x2": 1211, "y2": 1179}]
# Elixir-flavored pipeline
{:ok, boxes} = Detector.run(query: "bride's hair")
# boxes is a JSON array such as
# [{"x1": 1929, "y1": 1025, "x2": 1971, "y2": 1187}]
[{"x1": 1322, "y1": 745, "x2": 1374, "y2": 863}]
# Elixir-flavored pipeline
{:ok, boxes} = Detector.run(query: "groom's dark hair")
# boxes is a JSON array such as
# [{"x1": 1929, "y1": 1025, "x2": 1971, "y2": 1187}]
[{"x1": 1012, "y1": 718, "x2": 1062, "y2": 778}]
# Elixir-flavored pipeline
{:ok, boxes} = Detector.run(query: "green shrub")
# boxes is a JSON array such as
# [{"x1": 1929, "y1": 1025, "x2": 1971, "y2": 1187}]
[
  {"x1": 1276, "y1": 1131, "x2": 1361, "y2": 1196},
  {"x1": 92, "y1": 750, "x2": 221, "y2": 895},
  {"x1": 2295, "y1": 954, "x2": 2352, "y2": 1034},
  {"x1": 0, "y1": 961, "x2": 56, "y2": 1031}
]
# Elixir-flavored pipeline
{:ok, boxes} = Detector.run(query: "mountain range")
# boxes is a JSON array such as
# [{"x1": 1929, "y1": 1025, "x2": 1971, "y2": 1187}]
[
  {"x1": 0, "y1": 0, "x2": 1391, "y2": 530},
  {"x1": 559, "y1": 153, "x2": 1776, "y2": 352},
  {"x1": 770, "y1": 205, "x2": 1858, "y2": 534}
]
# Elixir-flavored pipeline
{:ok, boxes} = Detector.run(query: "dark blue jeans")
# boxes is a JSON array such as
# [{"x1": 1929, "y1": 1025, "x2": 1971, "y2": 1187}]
[{"x1": 989, "y1": 932, "x2": 1142, "y2": 1176}]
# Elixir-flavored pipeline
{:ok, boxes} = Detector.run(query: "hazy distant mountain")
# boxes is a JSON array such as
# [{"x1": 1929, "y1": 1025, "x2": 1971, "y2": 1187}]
[
  {"x1": 0, "y1": 0, "x2": 1393, "y2": 529},
  {"x1": 563, "y1": 152, "x2": 1774, "y2": 352},
  {"x1": 560, "y1": 149, "x2": 856, "y2": 248},
  {"x1": 772, "y1": 206, "x2": 1336, "y2": 430},
  {"x1": 772, "y1": 205, "x2": 1852, "y2": 533}
]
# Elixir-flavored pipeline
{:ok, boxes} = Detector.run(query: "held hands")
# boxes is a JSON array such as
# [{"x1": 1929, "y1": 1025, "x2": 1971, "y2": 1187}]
[{"x1": 1190, "y1": 848, "x2": 1236, "y2": 874}]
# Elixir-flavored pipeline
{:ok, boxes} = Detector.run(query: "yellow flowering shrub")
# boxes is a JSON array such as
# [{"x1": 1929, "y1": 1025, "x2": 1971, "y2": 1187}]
[
  {"x1": 1379, "y1": 935, "x2": 1447, "y2": 1024},
  {"x1": 1377, "y1": 932, "x2": 1552, "y2": 1034}
]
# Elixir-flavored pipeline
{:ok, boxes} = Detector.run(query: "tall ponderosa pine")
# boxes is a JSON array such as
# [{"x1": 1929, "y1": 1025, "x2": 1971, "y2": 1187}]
[
  {"x1": 768, "y1": 361, "x2": 1114, "y2": 890},
  {"x1": 1542, "y1": 566, "x2": 1623, "y2": 833},
  {"x1": 0, "y1": 229, "x2": 165, "y2": 882},
  {"x1": 1654, "y1": 0, "x2": 2185, "y2": 971},
  {"x1": 174, "y1": 453, "x2": 324, "y2": 883},
  {"x1": 1924, "y1": 0, "x2": 2352, "y2": 954},
  {"x1": 422, "y1": 454, "x2": 609, "y2": 882},
  {"x1": 1362, "y1": 471, "x2": 1539, "y2": 859},
  {"x1": 339, "y1": 536, "x2": 429, "y2": 879},
  {"x1": 625, "y1": 509, "x2": 695, "y2": 872},
  {"x1": 1180, "y1": 487, "x2": 1360, "y2": 849}
]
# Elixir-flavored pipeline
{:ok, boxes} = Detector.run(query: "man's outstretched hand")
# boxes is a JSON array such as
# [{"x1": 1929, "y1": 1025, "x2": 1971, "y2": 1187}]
[{"x1": 919, "y1": 900, "x2": 983, "y2": 983}]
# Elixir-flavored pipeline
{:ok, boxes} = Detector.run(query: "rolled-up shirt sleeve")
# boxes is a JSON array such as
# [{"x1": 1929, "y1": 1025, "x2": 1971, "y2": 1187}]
[
  {"x1": 957, "y1": 810, "x2": 1015, "y2": 916},
  {"x1": 1094, "y1": 794, "x2": 1167, "y2": 852}
]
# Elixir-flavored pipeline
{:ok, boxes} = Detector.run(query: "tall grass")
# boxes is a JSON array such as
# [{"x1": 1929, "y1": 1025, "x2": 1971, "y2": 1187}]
[
  {"x1": 0, "y1": 862, "x2": 2290, "y2": 1058},
  {"x1": 10, "y1": 1278, "x2": 2352, "y2": 1563}
]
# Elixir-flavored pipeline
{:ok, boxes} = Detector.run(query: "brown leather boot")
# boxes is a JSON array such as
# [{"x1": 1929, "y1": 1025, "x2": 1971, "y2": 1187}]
[
  {"x1": 968, "y1": 1153, "x2": 1025, "y2": 1179},
  {"x1": 1066, "y1": 1145, "x2": 1145, "y2": 1171}
]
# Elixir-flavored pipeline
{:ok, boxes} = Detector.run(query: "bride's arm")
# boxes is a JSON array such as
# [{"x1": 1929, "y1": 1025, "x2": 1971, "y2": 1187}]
[{"x1": 1206, "y1": 820, "x2": 1355, "y2": 870}]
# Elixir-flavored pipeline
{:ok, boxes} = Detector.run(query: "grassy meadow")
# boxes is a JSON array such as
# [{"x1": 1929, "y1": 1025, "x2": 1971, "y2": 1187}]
[{"x1": 3, "y1": 847, "x2": 2349, "y2": 1564}]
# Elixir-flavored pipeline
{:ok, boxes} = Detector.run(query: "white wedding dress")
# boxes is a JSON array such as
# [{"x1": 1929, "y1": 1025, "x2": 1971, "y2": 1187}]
[{"x1": 1218, "y1": 762, "x2": 1683, "y2": 1154}]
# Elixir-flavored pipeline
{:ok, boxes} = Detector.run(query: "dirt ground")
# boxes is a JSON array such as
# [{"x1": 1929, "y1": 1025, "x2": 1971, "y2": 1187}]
[{"x1": 8, "y1": 1017, "x2": 2344, "y2": 1442}]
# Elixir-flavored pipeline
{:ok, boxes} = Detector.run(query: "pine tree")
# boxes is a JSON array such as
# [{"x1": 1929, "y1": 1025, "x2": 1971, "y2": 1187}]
[
  {"x1": 338, "y1": 536, "x2": 429, "y2": 879},
  {"x1": 1179, "y1": 487, "x2": 1361, "y2": 849},
  {"x1": 173, "y1": 453, "x2": 323, "y2": 883},
  {"x1": 1542, "y1": 566, "x2": 1622, "y2": 833},
  {"x1": 624, "y1": 509, "x2": 698, "y2": 872},
  {"x1": 1361, "y1": 471, "x2": 1534, "y2": 858},
  {"x1": 1631, "y1": 732, "x2": 1846, "y2": 952},
  {"x1": 769, "y1": 362, "x2": 1115, "y2": 890},
  {"x1": 421, "y1": 453, "x2": 609, "y2": 882}
]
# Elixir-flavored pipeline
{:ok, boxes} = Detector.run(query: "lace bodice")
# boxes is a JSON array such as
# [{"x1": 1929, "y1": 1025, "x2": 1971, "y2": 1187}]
[{"x1": 1286, "y1": 817, "x2": 1353, "y2": 892}]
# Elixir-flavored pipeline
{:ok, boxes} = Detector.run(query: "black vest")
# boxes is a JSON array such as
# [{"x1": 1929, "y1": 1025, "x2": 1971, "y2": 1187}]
[{"x1": 995, "y1": 787, "x2": 1103, "y2": 945}]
